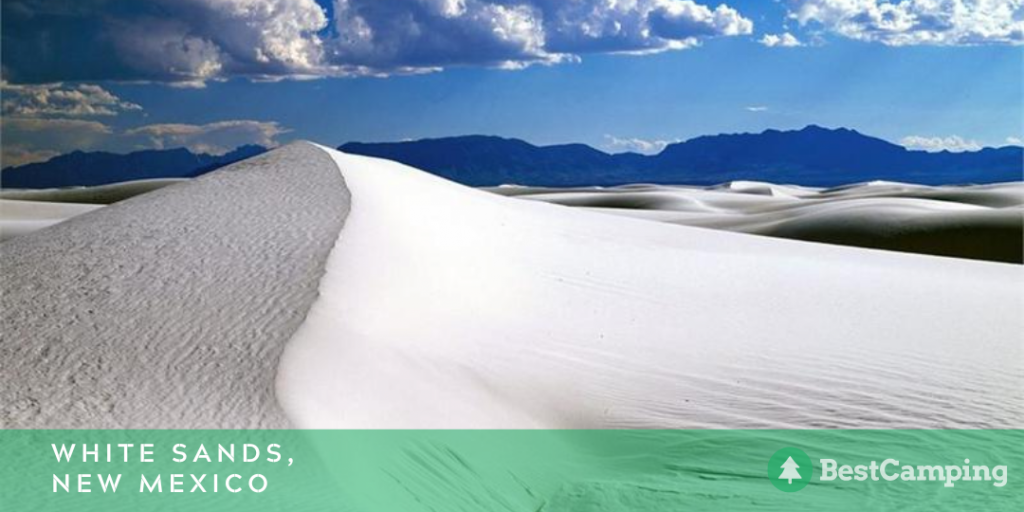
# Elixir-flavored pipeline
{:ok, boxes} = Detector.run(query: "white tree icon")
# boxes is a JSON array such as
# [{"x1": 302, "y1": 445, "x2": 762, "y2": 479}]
[{"x1": 779, "y1": 456, "x2": 802, "y2": 484}]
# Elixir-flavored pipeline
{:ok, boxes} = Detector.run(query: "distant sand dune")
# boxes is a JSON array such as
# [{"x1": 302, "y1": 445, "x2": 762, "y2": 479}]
[
  {"x1": 5, "y1": 170, "x2": 1020, "y2": 264},
  {"x1": 0, "y1": 200, "x2": 103, "y2": 241},
  {"x1": 0, "y1": 178, "x2": 186, "y2": 204},
  {"x1": 490, "y1": 182, "x2": 1024, "y2": 263}
]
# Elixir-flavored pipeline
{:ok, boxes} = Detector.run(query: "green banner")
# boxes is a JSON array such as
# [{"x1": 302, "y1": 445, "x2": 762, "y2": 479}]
[{"x1": 2, "y1": 430, "x2": 1021, "y2": 511}]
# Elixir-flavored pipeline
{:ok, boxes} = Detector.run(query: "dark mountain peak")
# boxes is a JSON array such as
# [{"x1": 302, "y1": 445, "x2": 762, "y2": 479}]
[
  {"x1": 541, "y1": 142, "x2": 612, "y2": 157},
  {"x1": 666, "y1": 124, "x2": 899, "y2": 154},
  {"x1": 793, "y1": 124, "x2": 859, "y2": 136},
  {"x1": 799, "y1": 124, "x2": 835, "y2": 133}
]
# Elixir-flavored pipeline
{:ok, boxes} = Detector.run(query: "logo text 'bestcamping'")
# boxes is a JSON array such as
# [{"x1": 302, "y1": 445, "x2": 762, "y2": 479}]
[{"x1": 821, "y1": 459, "x2": 1007, "y2": 488}]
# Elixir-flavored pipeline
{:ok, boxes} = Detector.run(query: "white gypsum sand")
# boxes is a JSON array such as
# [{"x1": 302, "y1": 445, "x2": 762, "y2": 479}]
[
  {"x1": 277, "y1": 146, "x2": 1023, "y2": 429},
  {"x1": 0, "y1": 143, "x2": 349, "y2": 428}
]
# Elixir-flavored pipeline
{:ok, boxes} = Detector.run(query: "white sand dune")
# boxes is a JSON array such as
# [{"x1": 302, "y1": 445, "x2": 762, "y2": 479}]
[
  {"x1": 0, "y1": 199, "x2": 102, "y2": 241},
  {"x1": 489, "y1": 182, "x2": 1024, "y2": 263},
  {"x1": 276, "y1": 146, "x2": 1024, "y2": 429},
  {"x1": 0, "y1": 178, "x2": 186, "y2": 204},
  {"x1": 1, "y1": 144, "x2": 348, "y2": 428},
  {"x1": 2, "y1": 143, "x2": 1021, "y2": 429}
]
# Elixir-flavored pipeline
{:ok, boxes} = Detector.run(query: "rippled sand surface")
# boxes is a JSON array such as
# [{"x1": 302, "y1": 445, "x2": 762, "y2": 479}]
[{"x1": 1, "y1": 143, "x2": 348, "y2": 428}]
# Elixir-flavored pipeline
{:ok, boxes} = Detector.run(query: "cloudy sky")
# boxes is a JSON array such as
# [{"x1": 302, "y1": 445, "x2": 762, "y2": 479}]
[{"x1": 2, "y1": 0, "x2": 1021, "y2": 166}]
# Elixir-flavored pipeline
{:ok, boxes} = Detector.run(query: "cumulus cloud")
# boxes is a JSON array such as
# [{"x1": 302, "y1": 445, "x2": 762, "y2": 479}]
[
  {"x1": 535, "y1": 0, "x2": 753, "y2": 55},
  {"x1": 760, "y1": 32, "x2": 803, "y2": 47},
  {"x1": 124, "y1": 120, "x2": 290, "y2": 154},
  {"x1": 604, "y1": 135, "x2": 678, "y2": 154},
  {"x1": 1, "y1": 117, "x2": 115, "y2": 167},
  {"x1": 1006, "y1": 136, "x2": 1023, "y2": 146},
  {"x1": 1, "y1": 0, "x2": 754, "y2": 83},
  {"x1": 745, "y1": 105, "x2": 769, "y2": 112},
  {"x1": 1, "y1": 82, "x2": 141, "y2": 117},
  {"x1": 328, "y1": 0, "x2": 557, "y2": 69},
  {"x1": 1, "y1": 118, "x2": 290, "y2": 168},
  {"x1": 1, "y1": 0, "x2": 331, "y2": 83},
  {"x1": 900, "y1": 135, "x2": 983, "y2": 152},
  {"x1": 109, "y1": 0, "x2": 330, "y2": 81},
  {"x1": 1, "y1": 117, "x2": 114, "y2": 143},
  {"x1": 789, "y1": 0, "x2": 1024, "y2": 46},
  {"x1": 1, "y1": 146, "x2": 62, "y2": 167}
]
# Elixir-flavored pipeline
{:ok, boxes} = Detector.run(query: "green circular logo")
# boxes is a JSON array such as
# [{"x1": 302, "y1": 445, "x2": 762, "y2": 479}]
[{"x1": 768, "y1": 447, "x2": 813, "y2": 492}]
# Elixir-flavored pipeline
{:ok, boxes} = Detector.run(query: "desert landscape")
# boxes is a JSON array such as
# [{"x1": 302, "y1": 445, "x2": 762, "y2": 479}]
[
  {"x1": 3, "y1": 1, "x2": 1022, "y2": 509},
  {"x1": 2, "y1": 143, "x2": 1021, "y2": 430}
]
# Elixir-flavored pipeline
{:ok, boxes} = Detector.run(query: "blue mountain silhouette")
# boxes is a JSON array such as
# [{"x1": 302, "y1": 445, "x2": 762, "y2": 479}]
[
  {"x1": 341, "y1": 126, "x2": 1022, "y2": 186},
  {"x1": 3, "y1": 126, "x2": 1020, "y2": 189},
  {"x1": 1, "y1": 145, "x2": 267, "y2": 188}
]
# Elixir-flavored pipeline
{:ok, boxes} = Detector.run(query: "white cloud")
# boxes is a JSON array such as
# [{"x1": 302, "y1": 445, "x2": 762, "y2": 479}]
[
  {"x1": 1006, "y1": 136, "x2": 1023, "y2": 146},
  {"x1": 760, "y1": 32, "x2": 804, "y2": 47},
  {"x1": 1, "y1": 117, "x2": 114, "y2": 142},
  {"x1": 1, "y1": 118, "x2": 290, "y2": 168},
  {"x1": 1, "y1": 146, "x2": 62, "y2": 167},
  {"x1": 109, "y1": 0, "x2": 330, "y2": 81},
  {"x1": 604, "y1": 135, "x2": 678, "y2": 154},
  {"x1": 1, "y1": 117, "x2": 115, "y2": 167},
  {"x1": 328, "y1": 0, "x2": 753, "y2": 70},
  {"x1": 789, "y1": 0, "x2": 1024, "y2": 46},
  {"x1": 1, "y1": 82, "x2": 142, "y2": 117},
  {"x1": 328, "y1": 0, "x2": 558, "y2": 69},
  {"x1": 124, "y1": 120, "x2": 290, "y2": 155},
  {"x1": 900, "y1": 135, "x2": 983, "y2": 152},
  {"x1": 745, "y1": 105, "x2": 769, "y2": 112},
  {"x1": 3, "y1": 0, "x2": 754, "y2": 83}
]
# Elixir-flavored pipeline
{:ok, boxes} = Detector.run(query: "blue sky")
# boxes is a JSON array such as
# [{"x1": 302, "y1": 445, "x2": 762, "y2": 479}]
[{"x1": 2, "y1": 0, "x2": 1021, "y2": 165}]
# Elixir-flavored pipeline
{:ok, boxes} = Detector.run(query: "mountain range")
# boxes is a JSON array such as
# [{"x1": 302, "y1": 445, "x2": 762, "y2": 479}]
[
  {"x1": 3, "y1": 126, "x2": 1021, "y2": 188},
  {"x1": 340, "y1": 126, "x2": 1023, "y2": 186},
  {"x1": 1, "y1": 145, "x2": 267, "y2": 188}
]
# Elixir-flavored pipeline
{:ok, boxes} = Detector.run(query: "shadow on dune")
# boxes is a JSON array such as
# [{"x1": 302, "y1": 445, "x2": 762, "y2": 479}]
[{"x1": 770, "y1": 214, "x2": 1023, "y2": 264}]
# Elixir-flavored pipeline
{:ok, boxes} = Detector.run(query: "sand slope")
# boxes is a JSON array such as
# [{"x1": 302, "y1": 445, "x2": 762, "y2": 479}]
[
  {"x1": 0, "y1": 143, "x2": 348, "y2": 428},
  {"x1": 278, "y1": 147, "x2": 1023, "y2": 429}
]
